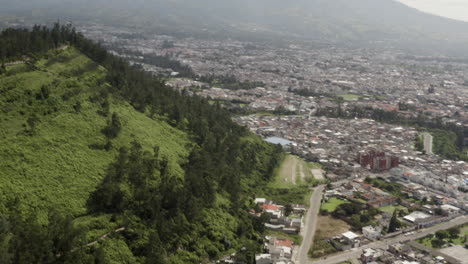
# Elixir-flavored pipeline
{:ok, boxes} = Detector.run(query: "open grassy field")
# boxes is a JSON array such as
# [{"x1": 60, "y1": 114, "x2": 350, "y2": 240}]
[
  {"x1": 273, "y1": 154, "x2": 299, "y2": 187},
  {"x1": 0, "y1": 47, "x2": 189, "y2": 220},
  {"x1": 261, "y1": 155, "x2": 323, "y2": 205},
  {"x1": 337, "y1": 94, "x2": 362, "y2": 101},
  {"x1": 321, "y1": 197, "x2": 350, "y2": 212},
  {"x1": 379, "y1": 205, "x2": 408, "y2": 214}
]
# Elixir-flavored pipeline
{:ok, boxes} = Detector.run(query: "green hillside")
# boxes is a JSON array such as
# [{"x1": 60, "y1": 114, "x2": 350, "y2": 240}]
[
  {"x1": 0, "y1": 47, "x2": 189, "y2": 218},
  {"x1": 0, "y1": 26, "x2": 283, "y2": 264}
]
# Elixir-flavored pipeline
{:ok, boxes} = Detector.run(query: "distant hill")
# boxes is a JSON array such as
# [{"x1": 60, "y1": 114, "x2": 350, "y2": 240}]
[{"x1": 2, "y1": 0, "x2": 468, "y2": 55}]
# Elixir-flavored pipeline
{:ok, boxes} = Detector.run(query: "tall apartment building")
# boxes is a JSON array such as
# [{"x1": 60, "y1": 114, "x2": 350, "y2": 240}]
[
  {"x1": 357, "y1": 150, "x2": 399, "y2": 172},
  {"x1": 422, "y1": 132, "x2": 433, "y2": 155}
]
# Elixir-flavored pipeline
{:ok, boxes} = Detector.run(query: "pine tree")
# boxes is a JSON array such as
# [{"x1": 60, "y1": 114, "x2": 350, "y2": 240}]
[{"x1": 388, "y1": 209, "x2": 400, "y2": 233}]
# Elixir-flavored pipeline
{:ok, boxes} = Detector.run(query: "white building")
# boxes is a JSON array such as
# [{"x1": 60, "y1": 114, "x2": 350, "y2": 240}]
[
  {"x1": 362, "y1": 225, "x2": 383, "y2": 240},
  {"x1": 422, "y1": 132, "x2": 433, "y2": 155},
  {"x1": 440, "y1": 204, "x2": 461, "y2": 217},
  {"x1": 403, "y1": 211, "x2": 431, "y2": 223}
]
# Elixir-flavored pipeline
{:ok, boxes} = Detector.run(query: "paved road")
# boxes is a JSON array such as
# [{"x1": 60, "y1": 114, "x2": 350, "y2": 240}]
[
  {"x1": 295, "y1": 185, "x2": 326, "y2": 264},
  {"x1": 305, "y1": 215, "x2": 468, "y2": 264}
]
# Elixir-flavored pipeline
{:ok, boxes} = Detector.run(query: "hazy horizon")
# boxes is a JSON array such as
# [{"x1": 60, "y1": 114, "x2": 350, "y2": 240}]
[{"x1": 399, "y1": 0, "x2": 468, "y2": 22}]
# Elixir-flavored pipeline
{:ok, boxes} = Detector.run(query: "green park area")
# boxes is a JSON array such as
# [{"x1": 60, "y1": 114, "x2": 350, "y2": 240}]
[
  {"x1": 379, "y1": 205, "x2": 408, "y2": 214},
  {"x1": 418, "y1": 225, "x2": 468, "y2": 249},
  {"x1": 321, "y1": 197, "x2": 350, "y2": 212}
]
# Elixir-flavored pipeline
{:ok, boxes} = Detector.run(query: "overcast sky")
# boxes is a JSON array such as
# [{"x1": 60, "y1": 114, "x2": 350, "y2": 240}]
[{"x1": 399, "y1": 0, "x2": 468, "y2": 22}]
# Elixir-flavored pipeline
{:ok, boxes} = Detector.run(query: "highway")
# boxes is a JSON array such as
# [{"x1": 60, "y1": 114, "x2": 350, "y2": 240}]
[
  {"x1": 304, "y1": 215, "x2": 468, "y2": 264},
  {"x1": 295, "y1": 185, "x2": 326, "y2": 264}
]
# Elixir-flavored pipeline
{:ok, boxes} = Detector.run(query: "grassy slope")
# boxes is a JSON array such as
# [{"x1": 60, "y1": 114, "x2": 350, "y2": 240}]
[
  {"x1": 0, "y1": 48, "x2": 283, "y2": 263},
  {"x1": 0, "y1": 47, "x2": 189, "y2": 219}
]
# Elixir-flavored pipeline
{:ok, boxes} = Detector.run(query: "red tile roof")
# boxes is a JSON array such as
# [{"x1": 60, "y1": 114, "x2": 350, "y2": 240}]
[
  {"x1": 275, "y1": 239, "x2": 294, "y2": 247},
  {"x1": 262, "y1": 204, "x2": 279, "y2": 211}
]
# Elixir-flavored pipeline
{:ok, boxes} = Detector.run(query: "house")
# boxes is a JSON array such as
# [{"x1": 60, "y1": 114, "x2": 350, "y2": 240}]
[
  {"x1": 440, "y1": 204, "x2": 461, "y2": 217},
  {"x1": 270, "y1": 246, "x2": 292, "y2": 259},
  {"x1": 266, "y1": 237, "x2": 294, "y2": 261},
  {"x1": 262, "y1": 204, "x2": 283, "y2": 219},
  {"x1": 274, "y1": 239, "x2": 294, "y2": 248},
  {"x1": 292, "y1": 204, "x2": 307, "y2": 214},
  {"x1": 265, "y1": 223, "x2": 285, "y2": 231},
  {"x1": 331, "y1": 231, "x2": 361, "y2": 250},
  {"x1": 286, "y1": 218, "x2": 302, "y2": 230},
  {"x1": 362, "y1": 225, "x2": 383, "y2": 240},
  {"x1": 403, "y1": 211, "x2": 430, "y2": 223},
  {"x1": 414, "y1": 215, "x2": 447, "y2": 229},
  {"x1": 413, "y1": 190, "x2": 429, "y2": 201},
  {"x1": 360, "y1": 248, "x2": 383, "y2": 263},
  {"x1": 255, "y1": 254, "x2": 272, "y2": 264},
  {"x1": 421, "y1": 204, "x2": 436, "y2": 214},
  {"x1": 388, "y1": 243, "x2": 412, "y2": 255},
  {"x1": 342, "y1": 231, "x2": 360, "y2": 242}
]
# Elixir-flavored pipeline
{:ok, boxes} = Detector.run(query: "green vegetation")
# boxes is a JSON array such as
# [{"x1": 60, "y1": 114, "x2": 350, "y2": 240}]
[
  {"x1": 266, "y1": 230, "x2": 303, "y2": 245},
  {"x1": 309, "y1": 239, "x2": 337, "y2": 259},
  {"x1": 379, "y1": 205, "x2": 408, "y2": 214},
  {"x1": 414, "y1": 134, "x2": 424, "y2": 152},
  {"x1": 364, "y1": 177, "x2": 404, "y2": 197},
  {"x1": 257, "y1": 155, "x2": 319, "y2": 205},
  {"x1": 0, "y1": 25, "x2": 284, "y2": 263},
  {"x1": 0, "y1": 47, "x2": 188, "y2": 218},
  {"x1": 388, "y1": 210, "x2": 403, "y2": 233},
  {"x1": 305, "y1": 161, "x2": 324, "y2": 170},
  {"x1": 198, "y1": 74, "x2": 265, "y2": 90},
  {"x1": 321, "y1": 197, "x2": 350, "y2": 213},
  {"x1": 337, "y1": 94, "x2": 362, "y2": 101},
  {"x1": 418, "y1": 225, "x2": 468, "y2": 249},
  {"x1": 431, "y1": 129, "x2": 468, "y2": 161},
  {"x1": 330, "y1": 201, "x2": 380, "y2": 230}
]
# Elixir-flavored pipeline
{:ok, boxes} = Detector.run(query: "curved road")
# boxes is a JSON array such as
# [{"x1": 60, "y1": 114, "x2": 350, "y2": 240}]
[{"x1": 295, "y1": 184, "x2": 325, "y2": 264}]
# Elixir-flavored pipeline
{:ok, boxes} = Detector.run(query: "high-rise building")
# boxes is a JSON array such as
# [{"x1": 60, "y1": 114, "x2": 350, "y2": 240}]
[
  {"x1": 357, "y1": 151, "x2": 399, "y2": 171},
  {"x1": 422, "y1": 133, "x2": 433, "y2": 155}
]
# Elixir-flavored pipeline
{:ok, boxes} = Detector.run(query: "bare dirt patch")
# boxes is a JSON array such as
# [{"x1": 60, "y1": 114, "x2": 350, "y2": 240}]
[
  {"x1": 315, "y1": 215, "x2": 351, "y2": 240},
  {"x1": 311, "y1": 168, "x2": 325, "y2": 180}
]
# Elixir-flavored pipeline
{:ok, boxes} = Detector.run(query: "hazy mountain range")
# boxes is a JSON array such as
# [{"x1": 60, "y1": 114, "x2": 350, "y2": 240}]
[{"x1": 2, "y1": 0, "x2": 468, "y2": 55}]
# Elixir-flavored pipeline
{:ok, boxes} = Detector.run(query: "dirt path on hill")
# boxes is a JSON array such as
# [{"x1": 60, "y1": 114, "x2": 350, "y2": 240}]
[
  {"x1": 290, "y1": 156, "x2": 297, "y2": 185},
  {"x1": 299, "y1": 163, "x2": 306, "y2": 183}
]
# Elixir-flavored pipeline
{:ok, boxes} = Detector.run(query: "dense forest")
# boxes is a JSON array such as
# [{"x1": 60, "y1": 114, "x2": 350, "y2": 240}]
[
  {"x1": 0, "y1": 24, "x2": 283, "y2": 263},
  {"x1": 106, "y1": 46, "x2": 196, "y2": 78},
  {"x1": 197, "y1": 74, "x2": 265, "y2": 90}
]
